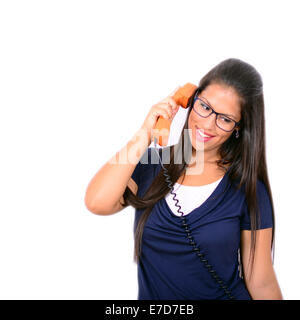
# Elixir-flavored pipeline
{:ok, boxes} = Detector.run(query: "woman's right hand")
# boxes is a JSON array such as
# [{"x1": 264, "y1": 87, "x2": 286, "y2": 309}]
[{"x1": 140, "y1": 86, "x2": 181, "y2": 145}]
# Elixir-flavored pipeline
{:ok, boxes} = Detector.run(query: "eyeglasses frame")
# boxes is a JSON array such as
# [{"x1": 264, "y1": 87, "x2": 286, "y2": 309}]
[{"x1": 192, "y1": 92, "x2": 241, "y2": 132}]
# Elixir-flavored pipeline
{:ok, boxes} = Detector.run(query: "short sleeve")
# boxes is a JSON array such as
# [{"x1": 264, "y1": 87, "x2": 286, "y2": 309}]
[
  {"x1": 130, "y1": 147, "x2": 154, "y2": 187},
  {"x1": 130, "y1": 147, "x2": 163, "y2": 190},
  {"x1": 240, "y1": 180, "x2": 274, "y2": 230}
]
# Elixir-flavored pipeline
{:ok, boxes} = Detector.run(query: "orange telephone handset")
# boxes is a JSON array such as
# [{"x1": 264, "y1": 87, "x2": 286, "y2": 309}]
[{"x1": 153, "y1": 82, "x2": 197, "y2": 146}]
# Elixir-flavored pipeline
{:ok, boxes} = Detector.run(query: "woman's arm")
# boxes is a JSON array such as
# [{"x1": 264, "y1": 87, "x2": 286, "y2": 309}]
[
  {"x1": 84, "y1": 87, "x2": 180, "y2": 215},
  {"x1": 240, "y1": 228, "x2": 283, "y2": 300},
  {"x1": 84, "y1": 128, "x2": 149, "y2": 215}
]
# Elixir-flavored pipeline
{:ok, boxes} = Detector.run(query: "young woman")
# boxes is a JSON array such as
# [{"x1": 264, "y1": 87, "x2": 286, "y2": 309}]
[{"x1": 85, "y1": 58, "x2": 283, "y2": 300}]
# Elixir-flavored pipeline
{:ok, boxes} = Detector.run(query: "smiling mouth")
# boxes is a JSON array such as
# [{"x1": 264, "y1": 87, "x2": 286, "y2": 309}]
[
  {"x1": 195, "y1": 126, "x2": 216, "y2": 138},
  {"x1": 197, "y1": 130, "x2": 212, "y2": 138}
]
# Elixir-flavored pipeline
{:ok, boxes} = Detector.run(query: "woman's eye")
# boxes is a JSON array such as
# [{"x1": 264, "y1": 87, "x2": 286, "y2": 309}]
[
  {"x1": 200, "y1": 103, "x2": 210, "y2": 111},
  {"x1": 220, "y1": 116, "x2": 232, "y2": 123}
]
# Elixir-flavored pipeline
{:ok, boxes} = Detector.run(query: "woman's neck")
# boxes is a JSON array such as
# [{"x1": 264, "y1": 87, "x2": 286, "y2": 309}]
[{"x1": 187, "y1": 149, "x2": 220, "y2": 167}]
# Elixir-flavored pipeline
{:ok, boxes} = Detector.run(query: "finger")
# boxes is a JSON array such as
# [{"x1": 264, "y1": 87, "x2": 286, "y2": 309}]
[
  {"x1": 151, "y1": 109, "x2": 170, "y2": 121},
  {"x1": 160, "y1": 102, "x2": 173, "y2": 114},
  {"x1": 157, "y1": 105, "x2": 173, "y2": 119},
  {"x1": 162, "y1": 97, "x2": 179, "y2": 111},
  {"x1": 165, "y1": 86, "x2": 181, "y2": 99}
]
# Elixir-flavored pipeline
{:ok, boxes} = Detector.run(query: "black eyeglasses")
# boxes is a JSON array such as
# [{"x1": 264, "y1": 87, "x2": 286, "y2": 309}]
[{"x1": 193, "y1": 93, "x2": 241, "y2": 132}]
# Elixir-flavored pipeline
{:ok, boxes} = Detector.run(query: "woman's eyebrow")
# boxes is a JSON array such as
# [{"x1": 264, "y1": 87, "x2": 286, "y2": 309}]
[{"x1": 199, "y1": 96, "x2": 237, "y2": 120}]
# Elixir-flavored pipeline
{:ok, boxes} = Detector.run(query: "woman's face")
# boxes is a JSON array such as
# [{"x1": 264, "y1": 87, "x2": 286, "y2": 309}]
[{"x1": 188, "y1": 83, "x2": 241, "y2": 160}]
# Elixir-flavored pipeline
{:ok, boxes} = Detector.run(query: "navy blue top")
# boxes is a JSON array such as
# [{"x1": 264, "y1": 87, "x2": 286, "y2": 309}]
[{"x1": 131, "y1": 147, "x2": 274, "y2": 300}]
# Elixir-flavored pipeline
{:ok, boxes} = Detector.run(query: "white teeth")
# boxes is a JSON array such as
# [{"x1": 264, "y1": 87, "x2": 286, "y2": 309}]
[{"x1": 197, "y1": 130, "x2": 211, "y2": 138}]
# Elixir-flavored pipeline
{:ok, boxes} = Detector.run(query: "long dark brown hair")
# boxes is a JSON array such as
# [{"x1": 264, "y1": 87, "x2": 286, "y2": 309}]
[{"x1": 121, "y1": 58, "x2": 275, "y2": 282}]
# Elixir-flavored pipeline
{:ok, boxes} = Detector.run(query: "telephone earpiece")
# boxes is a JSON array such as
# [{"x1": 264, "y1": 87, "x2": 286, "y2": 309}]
[{"x1": 153, "y1": 82, "x2": 197, "y2": 146}]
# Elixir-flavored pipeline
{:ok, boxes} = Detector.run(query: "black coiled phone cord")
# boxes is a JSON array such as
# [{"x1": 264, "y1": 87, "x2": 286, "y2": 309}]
[{"x1": 152, "y1": 140, "x2": 236, "y2": 300}]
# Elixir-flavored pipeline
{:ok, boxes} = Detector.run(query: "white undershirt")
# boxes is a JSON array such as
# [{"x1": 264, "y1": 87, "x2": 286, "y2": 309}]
[{"x1": 165, "y1": 177, "x2": 223, "y2": 216}]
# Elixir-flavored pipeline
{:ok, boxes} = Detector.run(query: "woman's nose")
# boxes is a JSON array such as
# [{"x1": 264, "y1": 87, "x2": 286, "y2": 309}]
[{"x1": 203, "y1": 113, "x2": 217, "y2": 128}]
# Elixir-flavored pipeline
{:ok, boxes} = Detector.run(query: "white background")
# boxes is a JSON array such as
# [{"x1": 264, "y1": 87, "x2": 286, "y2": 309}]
[{"x1": 0, "y1": 0, "x2": 298, "y2": 300}]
